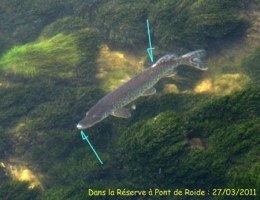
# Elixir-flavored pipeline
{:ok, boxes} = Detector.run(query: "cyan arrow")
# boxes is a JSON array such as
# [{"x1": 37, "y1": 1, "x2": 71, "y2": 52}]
[
  {"x1": 146, "y1": 19, "x2": 155, "y2": 62},
  {"x1": 81, "y1": 131, "x2": 103, "y2": 164}
]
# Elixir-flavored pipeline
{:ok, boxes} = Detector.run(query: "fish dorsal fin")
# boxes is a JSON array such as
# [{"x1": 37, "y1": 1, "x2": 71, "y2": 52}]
[
  {"x1": 142, "y1": 87, "x2": 156, "y2": 96},
  {"x1": 157, "y1": 53, "x2": 178, "y2": 62},
  {"x1": 152, "y1": 53, "x2": 178, "y2": 68},
  {"x1": 111, "y1": 107, "x2": 131, "y2": 118}
]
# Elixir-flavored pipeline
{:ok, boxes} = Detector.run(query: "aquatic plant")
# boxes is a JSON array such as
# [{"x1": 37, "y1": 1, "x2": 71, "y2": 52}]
[
  {"x1": 0, "y1": 126, "x2": 11, "y2": 158},
  {"x1": 0, "y1": 180, "x2": 41, "y2": 200},
  {"x1": 2, "y1": 67, "x2": 259, "y2": 199},
  {"x1": 188, "y1": 0, "x2": 243, "y2": 37},
  {"x1": 96, "y1": 45, "x2": 144, "y2": 92},
  {"x1": 0, "y1": 1, "x2": 258, "y2": 199},
  {"x1": 149, "y1": 0, "x2": 246, "y2": 50},
  {"x1": 115, "y1": 87, "x2": 260, "y2": 192},
  {"x1": 242, "y1": 47, "x2": 260, "y2": 86},
  {"x1": 95, "y1": 0, "x2": 147, "y2": 48},
  {"x1": 194, "y1": 73, "x2": 250, "y2": 95},
  {"x1": 0, "y1": 28, "x2": 100, "y2": 78},
  {"x1": 39, "y1": 16, "x2": 90, "y2": 39},
  {"x1": 0, "y1": 0, "x2": 71, "y2": 48}
]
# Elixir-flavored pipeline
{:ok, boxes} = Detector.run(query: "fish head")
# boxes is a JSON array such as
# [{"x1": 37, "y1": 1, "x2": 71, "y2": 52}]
[{"x1": 76, "y1": 108, "x2": 108, "y2": 129}]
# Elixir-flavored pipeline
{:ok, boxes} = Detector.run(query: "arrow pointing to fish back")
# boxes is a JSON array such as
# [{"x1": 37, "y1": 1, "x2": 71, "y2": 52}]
[{"x1": 146, "y1": 19, "x2": 155, "y2": 62}]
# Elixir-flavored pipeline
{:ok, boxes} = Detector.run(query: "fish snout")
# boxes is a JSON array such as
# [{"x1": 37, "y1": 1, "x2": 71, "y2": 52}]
[{"x1": 76, "y1": 123, "x2": 87, "y2": 129}]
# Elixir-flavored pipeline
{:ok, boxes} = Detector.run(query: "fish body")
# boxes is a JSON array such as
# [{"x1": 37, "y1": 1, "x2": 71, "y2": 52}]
[{"x1": 77, "y1": 49, "x2": 207, "y2": 129}]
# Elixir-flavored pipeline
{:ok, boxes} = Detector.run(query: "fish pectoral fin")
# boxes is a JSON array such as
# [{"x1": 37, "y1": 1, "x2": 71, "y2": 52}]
[
  {"x1": 111, "y1": 108, "x2": 131, "y2": 118},
  {"x1": 142, "y1": 87, "x2": 156, "y2": 96},
  {"x1": 164, "y1": 68, "x2": 178, "y2": 77}
]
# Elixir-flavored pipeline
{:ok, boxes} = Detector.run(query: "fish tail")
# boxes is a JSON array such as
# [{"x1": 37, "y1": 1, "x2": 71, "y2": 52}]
[{"x1": 181, "y1": 49, "x2": 208, "y2": 70}]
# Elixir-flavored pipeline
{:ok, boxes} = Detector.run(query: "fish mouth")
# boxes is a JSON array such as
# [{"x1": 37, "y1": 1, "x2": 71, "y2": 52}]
[{"x1": 76, "y1": 123, "x2": 88, "y2": 129}]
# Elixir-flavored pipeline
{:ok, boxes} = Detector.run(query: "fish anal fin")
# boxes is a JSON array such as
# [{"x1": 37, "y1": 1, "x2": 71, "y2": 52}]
[
  {"x1": 142, "y1": 87, "x2": 156, "y2": 96},
  {"x1": 111, "y1": 107, "x2": 131, "y2": 118}
]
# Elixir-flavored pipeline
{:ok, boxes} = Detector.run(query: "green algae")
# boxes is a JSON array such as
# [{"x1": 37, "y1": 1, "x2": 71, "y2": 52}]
[
  {"x1": 2, "y1": 66, "x2": 260, "y2": 199},
  {"x1": 96, "y1": 45, "x2": 144, "y2": 92},
  {"x1": 0, "y1": 180, "x2": 41, "y2": 200},
  {"x1": 114, "y1": 87, "x2": 260, "y2": 194},
  {"x1": 188, "y1": 0, "x2": 242, "y2": 37},
  {"x1": 40, "y1": 16, "x2": 90, "y2": 39},
  {"x1": 1, "y1": 34, "x2": 81, "y2": 77},
  {"x1": 0, "y1": 28, "x2": 100, "y2": 79},
  {"x1": 242, "y1": 47, "x2": 260, "y2": 86},
  {"x1": 0, "y1": 1, "x2": 258, "y2": 199},
  {"x1": 95, "y1": 0, "x2": 147, "y2": 48},
  {"x1": 92, "y1": 0, "x2": 246, "y2": 50},
  {"x1": 0, "y1": 0, "x2": 249, "y2": 55},
  {"x1": 148, "y1": 0, "x2": 246, "y2": 50},
  {"x1": 0, "y1": 126, "x2": 11, "y2": 157}
]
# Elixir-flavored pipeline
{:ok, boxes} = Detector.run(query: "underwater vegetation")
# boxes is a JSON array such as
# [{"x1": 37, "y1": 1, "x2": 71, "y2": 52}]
[
  {"x1": 0, "y1": 180, "x2": 41, "y2": 200},
  {"x1": 95, "y1": 0, "x2": 147, "y2": 48},
  {"x1": 242, "y1": 46, "x2": 260, "y2": 86},
  {"x1": 0, "y1": 0, "x2": 248, "y2": 53},
  {"x1": 4, "y1": 86, "x2": 257, "y2": 199},
  {"x1": 89, "y1": 0, "x2": 247, "y2": 51},
  {"x1": 0, "y1": 0, "x2": 259, "y2": 199},
  {"x1": 96, "y1": 45, "x2": 144, "y2": 92},
  {"x1": 0, "y1": 23, "x2": 103, "y2": 199},
  {"x1": 194, "y1": 73, "x2": 250, "y2": 95},
  {"x1": 0, "y1": 28, "x2": 100, "y2": 79},
  {"x1": 115, "y1": 87, "x2": 260, "y2": 198},
  {"x1": 148, "y1": 0, "x2": 246, "y2": 51},
  {"x1": 0, "y1": 0, "x2": 74, "y2": 50},
  {"x1": 39, "y1": 16, "x2": 90, "y2": 39}
]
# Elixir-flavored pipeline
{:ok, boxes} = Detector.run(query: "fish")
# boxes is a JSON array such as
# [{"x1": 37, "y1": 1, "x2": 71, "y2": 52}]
[{"x1": 77, "y1": 49, "x2": 207, "y2": 129}]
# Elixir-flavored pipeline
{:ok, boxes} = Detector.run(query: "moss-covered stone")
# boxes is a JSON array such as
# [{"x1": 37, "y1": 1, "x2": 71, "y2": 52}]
[
  {"x1": 39, "y1": 16, "x2": 90, "y2": 39},
  {"x1": 96, "y1": 45, "x2": 144, "y2": 92},
  {"x1": 0, "y1": 180, "x2": 41, "y2": 200},
  {"x1": 242, "y1": 47, "x2": 260, "y2": 86},
  {"x1": 95, "y1": 0, "x2": 147, "y2": 48},
  {"x1": 149, "y1": 0, "x2": 246, "y2": 50},
  {"x1": 0, "y1": 0, "x2": 71, "y2": 48},
  {"x1": 194, "y1": 73, "x2": 250, "y2": 95},
  {"x1": 115, "y1": 87, "x2": 260, "y2": 194},
  {"x1": 0, "y1": 126, "x2": 11, "y2": 158},
  {"x1": 0, "y1": 28, "x2": 100, "y2": 79},
  {"x1": 0, "y1": 1, "x2": 258, "y2": 199},
  {"x1": 2, "y1": 66, "x2": 259, "y2": 199},
  {"x1": 0, "y1": 0, "x2": 249, "y2": 53}
]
